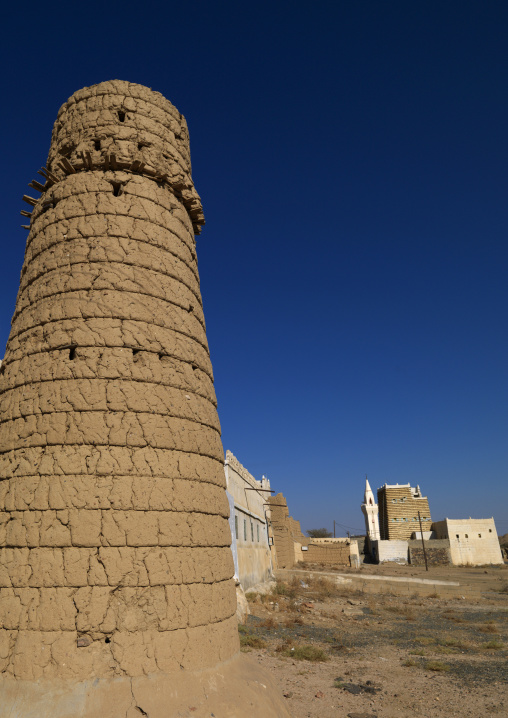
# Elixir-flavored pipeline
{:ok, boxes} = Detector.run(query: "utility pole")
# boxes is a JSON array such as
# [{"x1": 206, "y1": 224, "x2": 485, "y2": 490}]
[
  {"x1": 418, "y1": 510, "x2": 429, "y2": 571},
  {"x1": 333, "y1": 520, "x2": 336, "y2": 538}
]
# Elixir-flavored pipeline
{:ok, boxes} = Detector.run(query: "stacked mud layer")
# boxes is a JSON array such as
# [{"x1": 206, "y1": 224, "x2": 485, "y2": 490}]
[{"x1": 0, "y1": 81, "x2": 239, "y2": 682}]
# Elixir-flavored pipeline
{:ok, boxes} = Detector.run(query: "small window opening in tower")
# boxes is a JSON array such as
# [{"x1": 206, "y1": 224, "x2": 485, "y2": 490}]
[
  {"x1": 111, "y1": 181, "x2": 123, "y2": 197},
  {"x1": 94, "y1": 140, "x2": 101, "y2": 151},
  {"x1": 118, "y1": 110, "x2": 126, "y2": 122},
  {"x1": 69, "y1": 346, "x2": 76, "y2": 360}
]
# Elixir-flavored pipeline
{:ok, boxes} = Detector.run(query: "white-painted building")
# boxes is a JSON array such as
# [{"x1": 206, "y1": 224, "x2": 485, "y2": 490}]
[
  {"x1": 432, "y1": 518, "x2": 503, "y2": 566},
  {"x1": 361, "y1": 478, "x2": 380, "y2": 541},
  {"x1": 224, "y1": 451, "x2": 273, "y2": 590}
]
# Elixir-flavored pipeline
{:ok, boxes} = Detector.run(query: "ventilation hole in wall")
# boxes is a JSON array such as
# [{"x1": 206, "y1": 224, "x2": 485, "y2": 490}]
[
  {"x1": 132, "y1": 348, "x2": 140, "y2": 356},
  {"x1": 69, "y1": 346, "x2": 76, "y2": 360},
  {"x1": 0, "y1": 364, "x2": 5, "y2": 375},
  {"x1": 191, "y1": 364, "x2": 198, "y2": 371},
  {"x1": 110, "y1": 181, "x2": 123, "y2": 197},
  {"x1": 158, "y1": 352, "x2": 165, "y2": 360},
  {"x1": 162, "y1": 153, "x2": 169, "y2": 160},
  {"x1": 118, "y1": 111, "x2": 126, "y2": 122},
  {"x1": 187, "y1": 304, "x2": 193, "y2": 313},
  {"x1": 94, "y1": 139, "x2": 101, "y2": 151},
  {"x1": 104, "y1": 636, "x2": 111, "y2": 644},
  {"x1": 175, "y1": 133, "x2": 182, "y2": 140}
]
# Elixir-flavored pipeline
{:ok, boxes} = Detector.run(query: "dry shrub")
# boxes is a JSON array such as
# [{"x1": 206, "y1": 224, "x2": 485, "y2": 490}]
[
  {"x1": 443, "y1": 612, "x2": 464, "y2": 623},
  {"x1": 240, "y1": 633, "x2": 267, "y2": 649},
  {"x1": 414, "y1": 636, "x2": 436, "y2": 646},
  {"x1": 276, "y1": 640, "x2": 328, "y2": 662},
  {"x1": 479, "y1": 622, "x2": 498, "y2": 634},
  {"x1": 402, "y1": 658, "x2": 418, "y2": 667},
  {"x1": 308, "y1": 576, "x2": 340, "y2": 599},
  {"x1": 481, "y1": 640, "x2": 504, "y2": 650},
  {"x1": 272, "y1": 577, "x2": 301, "y2": 599},
  {"x1": 439, "y1": 636, "x2": 471, "y2": 651},
  {"x1": 425, "y1": 660, "x2": 450, "y2": 672},
  {"x1": 260, "y1": 616, "x2": 278, "y2": 629},
  {"x1": 245, "y1": 592, "x2": 258, "y2": 603},
  {"x1": 285, "y1": 615, "x2": 304, "y2": 628}
]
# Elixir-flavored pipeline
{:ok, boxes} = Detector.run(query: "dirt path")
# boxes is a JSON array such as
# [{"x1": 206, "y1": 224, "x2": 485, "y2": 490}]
[{"x1": 240, "y1": 568, "x2": 508, "y2": 717}]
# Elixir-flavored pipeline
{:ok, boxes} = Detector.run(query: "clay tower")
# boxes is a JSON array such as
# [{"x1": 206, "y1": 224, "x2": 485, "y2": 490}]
[{"x1": 0, "y1": 81, "x2": 287, "y2": 717}]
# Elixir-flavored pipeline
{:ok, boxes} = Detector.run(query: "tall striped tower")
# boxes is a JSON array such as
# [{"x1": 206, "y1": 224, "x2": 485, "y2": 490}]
[{"x1": 0, "y1": 81, "x2": 287, "y2": 717}]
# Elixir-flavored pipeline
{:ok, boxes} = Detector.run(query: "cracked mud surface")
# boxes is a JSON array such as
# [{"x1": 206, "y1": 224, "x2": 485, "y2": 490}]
[{"x1": 0, "y1": 80, "x2": 239, "y2": 682}]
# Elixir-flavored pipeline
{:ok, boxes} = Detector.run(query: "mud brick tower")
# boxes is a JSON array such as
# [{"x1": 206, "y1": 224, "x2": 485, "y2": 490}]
[{"x1": 0, "y1": 81, "x2": 287, "y2": 717}]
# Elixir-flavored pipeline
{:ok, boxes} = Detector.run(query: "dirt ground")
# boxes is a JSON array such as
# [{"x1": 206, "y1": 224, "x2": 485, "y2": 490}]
[{"x1": 239, "y1": 564, "x2": 508, "y2": 718}]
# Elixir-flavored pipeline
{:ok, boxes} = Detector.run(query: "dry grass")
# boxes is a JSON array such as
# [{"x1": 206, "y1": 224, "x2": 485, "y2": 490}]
[
  {"x1": 240, "y1": 633, "x2": 267, "y2": 649},
  {"x1": 284, "y1": 615, "x2": 304, "y2": 628},
  {"x1": 480, "y1": 640, "x2": 504, "y2": 650},
  {"x1": 275, "y1": 638, "x2": 329, "y2": 662},
  {"x1": 478, "y1": 622, "x2": 499, "y2": 634},
  {"x1": 259, "y1": 616, "x2": 278, "y2": 629},
  {"x1": 245, "y1": 592, "x2": 258, "y2": 602},
  {"x1": 425, "y1": 660, "x2": 450, "y2": 672},
  {"x1": 413, "y1": 635, "x2": 436, "y2": 646},
  {"x1": 402, "y1": 658, "x2": 419, "y2": 667}
]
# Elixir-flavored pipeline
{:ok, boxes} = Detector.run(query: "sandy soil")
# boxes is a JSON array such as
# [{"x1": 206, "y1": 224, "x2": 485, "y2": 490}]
[{"x1": 240, "y1": 565, "x2": 508, "y2": 718}]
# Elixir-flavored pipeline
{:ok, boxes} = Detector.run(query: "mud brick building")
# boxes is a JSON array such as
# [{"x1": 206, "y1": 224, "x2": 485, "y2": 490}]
[{"x1": 378, "y1": 483, "x2": 432, "y2": 540}]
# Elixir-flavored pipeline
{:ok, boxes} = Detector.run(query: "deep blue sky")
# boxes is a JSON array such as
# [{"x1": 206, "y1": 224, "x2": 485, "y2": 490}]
[{"x1": 1, "y1": 1, "x2": 507, "y2": 536}]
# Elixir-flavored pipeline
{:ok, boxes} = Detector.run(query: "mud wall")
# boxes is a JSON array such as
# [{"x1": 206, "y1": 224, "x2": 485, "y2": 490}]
[
  {"x1": 302, "y1": 542, "x2": 350, "y2": 566},
  {"x1": 378, "y1": 485, "x2": 432, "y2": 540},
  {"x1": 0, "y1": 81, "x2": 238, "y2": 682}
]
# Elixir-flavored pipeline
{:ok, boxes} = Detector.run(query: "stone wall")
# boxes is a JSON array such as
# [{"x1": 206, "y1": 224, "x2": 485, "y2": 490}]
[{"x1": 408, "y1": 539, "x2": 451, "y2": 566}]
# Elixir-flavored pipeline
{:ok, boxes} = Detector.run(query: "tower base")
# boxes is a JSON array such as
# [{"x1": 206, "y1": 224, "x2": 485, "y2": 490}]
[{"x1": 0, "y1": 653, "x2": 290, "y2": 718}]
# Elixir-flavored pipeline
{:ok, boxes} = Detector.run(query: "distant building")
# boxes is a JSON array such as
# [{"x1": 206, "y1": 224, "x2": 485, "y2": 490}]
[
  {"x1": 378, "y1": 483, "x2": 431, "y2": 540},
  {"x1": 224, "y1": 450, "x2": 273, "y2": 590},
  {"x1": 361, "y1": 478, "x2": 380, "y2": 541},
  {"x1": 432, "y1": 518, "x2": 503, "y2": 566}
]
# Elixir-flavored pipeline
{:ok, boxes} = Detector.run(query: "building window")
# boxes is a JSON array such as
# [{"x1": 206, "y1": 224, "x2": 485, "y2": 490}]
[
  {"x1": 251, "y1": 521, "x2": 254, "y2": 542},
  {"x1": 257, "y1": 524, "x2": 260, "y2": 542},
  {"x1": 456, "y1": 534, "x2": 459, "y2": 539},
  {"x1": 489, "y1": 529, "x2": 492, "y2": 533},
  {"x1": 244, "y1": 519, "x2": 247, "y2": 541},
  {"x1": 235, "y1": 514, "x2": 238, "y2": 539},
  {"x1": 465, "y1": 534, "x2": 469, "y2": 538},
  {"x1": 478, "y1": 534, "x2": 481, "y2": 538}
]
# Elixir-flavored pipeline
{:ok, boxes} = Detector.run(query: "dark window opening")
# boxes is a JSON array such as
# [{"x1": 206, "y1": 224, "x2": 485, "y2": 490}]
[
  {"x1": 191, "y1": 364, "x2": 198, "y2": 371},
  {"x1": 118, "y1": 111, "x2": 126, "y2": 122},
  {"x1": 110, "y1": 181, "x2": 123, "y2": 197},
  {"x1": 158, "y1": 352, "x2": 165, "y2": 360},
  {"x1": 94, "y1": 140, "x2": 101, "y2": 151},
  {"x1": 0, "y1": 364, "x2": 5, "y2": 375},
  {"x1": 69, "y1": 346, "x2": 76, "y2": 360},
  {"x1": 104, "y1": 636, "x2": 111, "y2": 644}
]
